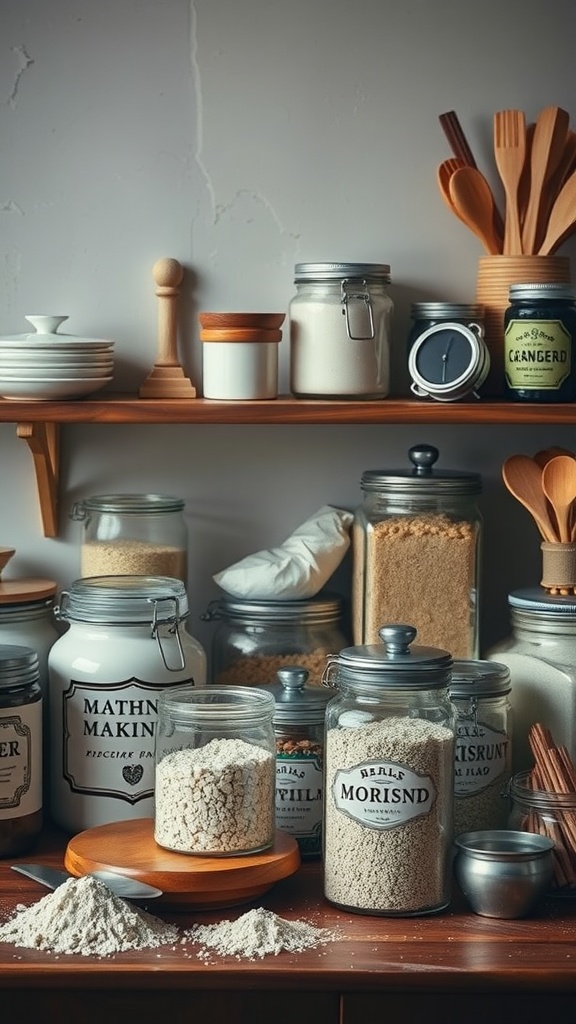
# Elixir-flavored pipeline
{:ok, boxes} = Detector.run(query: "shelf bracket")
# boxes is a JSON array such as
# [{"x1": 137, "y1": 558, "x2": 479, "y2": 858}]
[{"x1": 16, "y1": 421, "x2": 59, "y2": 538}]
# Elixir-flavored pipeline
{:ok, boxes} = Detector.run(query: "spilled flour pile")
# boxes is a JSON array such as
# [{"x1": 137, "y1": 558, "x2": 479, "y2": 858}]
[
  {"x1": 0, "y1": 875, "x2": 179, "y2": 956},
  {"x1": 187, "y1": 907, "x2": 336, "y2": 960},
  {"x1": 0, "y1": 877, "x2": 337, "y2": 960}
]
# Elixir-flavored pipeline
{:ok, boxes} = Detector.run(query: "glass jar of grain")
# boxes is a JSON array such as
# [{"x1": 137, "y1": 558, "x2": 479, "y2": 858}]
[
  {"x1": 352, "y1": 444, "x2": 482, "y2": 658},
  {"x1": 322, "y1": 624, "x2": 456, "y2": 915},
  {"x1": 203, "y1": 593, "x2": 349, "y2": 687},
  {"x1": 70, "y1": 493, "x2": 188, "y2": 583},
  {"x1": 154, "y1": 685, "x2": 276, "y2": 855}
]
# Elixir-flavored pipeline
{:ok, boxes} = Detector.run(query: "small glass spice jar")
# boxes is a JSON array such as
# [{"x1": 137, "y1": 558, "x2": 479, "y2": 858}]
[
  {"x1": 322, "y1": 624, "x2": 456, "y2": 916},
  {"x1": 504, "y1": 282, "x2": 576, "y2": 402},
  {"x1": 0, "y1": 644, "x2": 42, "y2": 857},
  {"x1": 352, "y1": 444, "x2": 482, "y2": 658},
  {"x1": 487, "y1": 589, "x2": 576, "y2": 775},
  {"x1": 154, "y1": 685, "x2": 276, "y2": 856},
  {"x1": 269, "y1": 666, "x2": 331, "y2": 858},
  {"x1": 203, "y1": 593, "x2": 349, "y2": 686},
  {"x1": 70, "y1": 493, "x2": 188, "y2": 583},
  {"x1": 289, "y1": 262, "x2": 393, "y2": 398},
  {"x1": 48, "y1": 575, "x2": 207, "y2": 833},
  {"x1": 449, "y1": 659, "x2": 512, "y2": 837},
  {"x1": 508, "y1": 771, "x2": 576, "y2": 897}
]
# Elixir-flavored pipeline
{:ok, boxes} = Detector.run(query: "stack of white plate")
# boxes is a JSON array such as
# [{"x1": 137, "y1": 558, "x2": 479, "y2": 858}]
[{"x1": 0, "y1": 315, "x2": 115, "y2": 400}]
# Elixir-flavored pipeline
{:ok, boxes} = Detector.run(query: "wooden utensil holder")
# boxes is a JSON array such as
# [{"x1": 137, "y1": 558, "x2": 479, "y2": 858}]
[
  {"x1": 541, "y1": 541, "x2": 576, "y2": 595},
  {"x1": 476, "y1": 254, "x2": 571, "y2": 395}
]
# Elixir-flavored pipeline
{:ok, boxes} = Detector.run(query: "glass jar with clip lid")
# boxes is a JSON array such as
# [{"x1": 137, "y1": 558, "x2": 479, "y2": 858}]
[{"x1": 48, "y1": 574, "x2": 206, "y2": 833}]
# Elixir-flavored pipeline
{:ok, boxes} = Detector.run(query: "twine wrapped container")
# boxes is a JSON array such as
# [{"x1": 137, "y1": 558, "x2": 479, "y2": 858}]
[{"x1": 476, "y1": 255, "x2": 572, "y2": 395}]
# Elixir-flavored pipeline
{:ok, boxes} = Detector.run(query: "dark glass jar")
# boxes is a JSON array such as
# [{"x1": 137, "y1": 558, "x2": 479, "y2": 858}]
[
  {"x1": 504, "y1": 283, "x2": 576, "y2": 402},
  {"x1": 0, "y1": 644, "x2": 43, "y2": 857}
]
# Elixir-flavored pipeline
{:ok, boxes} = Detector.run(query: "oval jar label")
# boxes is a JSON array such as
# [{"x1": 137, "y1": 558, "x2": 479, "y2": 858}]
[
  {"x1": 331, "y1": 759, "x2": 436, "y2": 830},
  {"x1": 504, "y1": 318, "x2": 571, "y2": 390}
]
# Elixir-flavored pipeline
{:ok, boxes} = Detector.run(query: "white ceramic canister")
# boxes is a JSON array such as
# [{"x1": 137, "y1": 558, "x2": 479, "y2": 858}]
[
  {"x1": 289, "y1": 262, "x2": 393, "y2": 398},
  {"x1": 201, "y1": 334, "x2": 279, "y2": 400},
  {"x1": 48, "y1": 575, "x2": 207, "y2": 833}
]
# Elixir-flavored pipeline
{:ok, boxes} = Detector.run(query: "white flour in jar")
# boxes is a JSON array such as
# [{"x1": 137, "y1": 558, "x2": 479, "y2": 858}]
[
  {"x1": 324, "y1": 715, "x2": 454, "y2": 914},
  {"x1": 155, "y1": 736, "x2": 275, "y2": 853},
  {"x1": 0, "y1": 875, "x2": 178, "y2": 956}
]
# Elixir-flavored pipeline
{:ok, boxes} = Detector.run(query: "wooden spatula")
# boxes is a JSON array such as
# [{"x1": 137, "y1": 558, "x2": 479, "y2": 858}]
[
  {"x1": 538, "y1": 168, "x2": 576, "y2": 255},
  {"x1": 521, "y1": 105, "x2": 570, "y2": 254},
  {"x1": 494, "y1": 109, "x2": 527, "y2": 255}
]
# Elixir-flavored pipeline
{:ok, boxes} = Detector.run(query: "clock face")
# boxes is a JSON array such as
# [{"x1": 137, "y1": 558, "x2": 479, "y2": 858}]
[{"x1": 413, "y1": 326, "x2": 473, "y2": 385}]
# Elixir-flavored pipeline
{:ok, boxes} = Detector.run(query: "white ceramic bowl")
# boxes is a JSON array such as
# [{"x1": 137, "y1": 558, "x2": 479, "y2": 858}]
[{"x1": 0, "y1": 377, "x2": 113, "y2": 401}]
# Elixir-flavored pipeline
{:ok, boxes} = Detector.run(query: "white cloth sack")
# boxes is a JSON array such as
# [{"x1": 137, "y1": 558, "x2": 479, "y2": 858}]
[{"x1": 213, "y1": 504, "x2": 353, "y2": 600}]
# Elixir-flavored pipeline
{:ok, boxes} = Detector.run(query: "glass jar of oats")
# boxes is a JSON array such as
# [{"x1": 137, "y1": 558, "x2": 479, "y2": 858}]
[
  {"x1": 352, "y1": 444, "x2": 482, "y2": 658},
  {"x1": 322, "y1": 623, "x2": 456, "y2": 915},
  {"x1": 203, "y1": 593, "x2": 350, "y2": 687},
  {"x1": 70, "y1": 493, "x2": 188, "y2": 583}
]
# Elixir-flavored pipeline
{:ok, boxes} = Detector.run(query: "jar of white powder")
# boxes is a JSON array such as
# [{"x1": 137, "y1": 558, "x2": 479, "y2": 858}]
[
  {"x1": 49, "y1": 575, "x2": 206, "y2": 833},
  {"x1": 487, "y1": 589, "x2": 576, "y2": 775},
  {"x1": 154, "y1": 685, "x2": 276, "y2": 855},
  {"x1": 322, "y1": 624, "x2": 456, "y2": 916},
  {"x1": 70, "y1": 493, "x2": 188, "y2": 584},
  {"x1": 448, "y1": 659, "x2": 512, "y2": 837},
  {"x1": 289, "y1": 262, "x2": 393, "y2": 398}
]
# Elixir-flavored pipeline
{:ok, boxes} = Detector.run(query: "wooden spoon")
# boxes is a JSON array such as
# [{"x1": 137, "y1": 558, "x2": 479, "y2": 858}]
[
  {"x1": 502, "y1": 454, "x2": 558, "y2": 542},
  {"x1": 533, "y1": 446, "x2": 576, "y2": 470},
  {"x1": 538, "y1": 168, "x2": 576, "y2": 255},
  {"x1": 521, "y1": 105, "x2": 570, "y2": 254},
  {"x1": 437, "y1": 158, "x2": 466, "y2": 222},
  {"x1": 542, "y1": 455, "x2": 576, "y2": 544},
  {"x1": 448, "y1": 166, "x2": 503, "y2": 254}
]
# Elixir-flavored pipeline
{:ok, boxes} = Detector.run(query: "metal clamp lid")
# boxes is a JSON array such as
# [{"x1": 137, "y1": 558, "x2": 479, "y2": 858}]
[{"x1": 360, "y1": 444, "x2": 482, "y2": 496}]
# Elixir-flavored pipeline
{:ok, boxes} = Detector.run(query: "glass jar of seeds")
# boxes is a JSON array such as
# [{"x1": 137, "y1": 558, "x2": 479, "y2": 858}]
[
  {"x1": 203, "y1": 593, "x2": 349, "y2": 686},
  {"x1": 448, "y1": 659, "x2": 512, "y2": 837},
  {"x1": 70, "y1": 493, "x2": 188, "y2": 583},
  {"x1": 154, "y1": 685, "x2": 276, "y2": 856},
  {"x1": 269, "y1": 665, "x2": 331, "y2": 858},
  {"x1": 322, "y1": 624, "x2": 456, "y2": 916},
  {"x1": 352, "y1": 444, "x2": 482, "y2": 658}
]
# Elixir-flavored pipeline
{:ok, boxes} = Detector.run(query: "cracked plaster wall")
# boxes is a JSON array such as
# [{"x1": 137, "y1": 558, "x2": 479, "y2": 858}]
[{"x1": 0, "y1": 0, "x2": 576, "y2": 657}]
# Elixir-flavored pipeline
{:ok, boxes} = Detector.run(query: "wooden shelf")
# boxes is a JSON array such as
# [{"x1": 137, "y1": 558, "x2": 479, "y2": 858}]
[
  {"x1": 4, "y1": 393, "x2": 576, "y2": 537},
  {"x1": 2, "y1": 391, "x2": 576, "y2": 425}
]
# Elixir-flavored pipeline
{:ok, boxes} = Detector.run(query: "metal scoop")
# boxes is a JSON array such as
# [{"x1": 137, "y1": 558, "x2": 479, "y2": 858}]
[{"x1": 11, "y1": 863, "x2": 162, "y2": 900}]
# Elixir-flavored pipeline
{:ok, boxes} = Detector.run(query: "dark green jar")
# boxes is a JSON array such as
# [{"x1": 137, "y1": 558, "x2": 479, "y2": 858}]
[{"x1": 504, "y1": 283, "x2": 576, "y2": 402}]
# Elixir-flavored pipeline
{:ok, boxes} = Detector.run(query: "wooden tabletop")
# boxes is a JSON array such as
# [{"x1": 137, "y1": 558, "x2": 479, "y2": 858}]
[{"x1": 1, "y1": 826, "x2": 576, "y2": 1024}]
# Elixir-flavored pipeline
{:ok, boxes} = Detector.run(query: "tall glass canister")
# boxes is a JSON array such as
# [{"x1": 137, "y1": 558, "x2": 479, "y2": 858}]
[
  {"x1": 352, "y1": 444, "x2": 482, "y2": 658},
  {"x1": 322, "y1": 624, "x2": 455, "y2": 916}
]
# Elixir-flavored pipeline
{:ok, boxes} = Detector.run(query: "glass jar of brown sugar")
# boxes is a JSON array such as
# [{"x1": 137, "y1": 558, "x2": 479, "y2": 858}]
[
  {"x1": 0, "y1": 644, "x2": 42, "y2": 857},
  {"x1": 352, "y1": 444, "x2": 482, "y2": 658},
  {"x1": 203, "y1": 594, "x2": 350, "y2": 687}
]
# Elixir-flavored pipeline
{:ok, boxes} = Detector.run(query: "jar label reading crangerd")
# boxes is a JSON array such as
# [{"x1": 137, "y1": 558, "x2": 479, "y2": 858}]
[
  {"x1": 454, "y1": 721, "x2": 509, "y2": 796},
  {"x1": 332, "y1": 760, "x2": 436, "y2": 829},
  {"x1": 504, "y1": 318, "x2": 571, "y2": 389},
  {"x1": 0, "y1": 704, "x2": 42, "y2": 818},
  {"x1": 62, "y1": 677, "x2": 194, "y2": 803}
]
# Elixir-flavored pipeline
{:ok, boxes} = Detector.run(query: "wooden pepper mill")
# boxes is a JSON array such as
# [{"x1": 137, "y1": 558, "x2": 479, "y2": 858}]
[{"x1": 139, "y1": 257, "x2": 196, "y2": 399}]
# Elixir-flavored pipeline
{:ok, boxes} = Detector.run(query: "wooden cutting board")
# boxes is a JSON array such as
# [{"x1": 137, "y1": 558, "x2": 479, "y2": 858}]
[{"x1": 64, "y1": 818, "x2": 301, "y2": 910}]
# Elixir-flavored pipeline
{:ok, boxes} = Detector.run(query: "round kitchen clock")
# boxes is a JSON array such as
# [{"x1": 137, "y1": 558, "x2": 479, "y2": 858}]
[{"x1": 408, "y1": 320, "x2": 490, "y2": 402}]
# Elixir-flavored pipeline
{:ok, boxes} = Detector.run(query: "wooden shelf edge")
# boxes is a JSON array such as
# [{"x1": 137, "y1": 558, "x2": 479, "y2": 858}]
[{"x1": 1, "y1": 393, "x2": 575, "y2": 425}]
